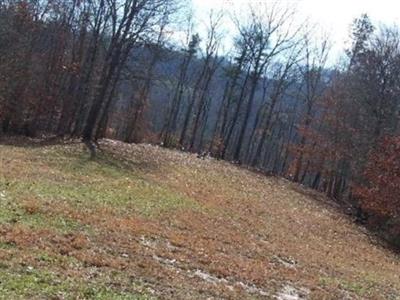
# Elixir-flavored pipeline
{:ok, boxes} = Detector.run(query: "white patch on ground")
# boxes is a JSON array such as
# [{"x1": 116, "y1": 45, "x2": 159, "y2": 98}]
[
  {"x1": 193, "y1": 269, "x2": 229, "y2": 285},
  {"x1": 272, "y1": 255, "x2": 297, "y2": 269},
  {"x1": 0, "y1": 191, "x2": 6, "y2": 200},
  {"x1": 139, "y1": 236, "x2": 158, "y2": 249},
  {"x1": 145, "y1": 237, "x2": 270, "y2": 297},
  {"x1": 165, "y1": 240, "x2": 180, "y2": 252},
  {"x1": 237, "y1": 281, "x2": 270, "y2": 297},
  {"x1": 153, "y1": 254, "x2": 177, "y2": 267},
  {"x1": 192, "y1": 270, "x2": 235, "y2": 292},
  {"x1": 192, "y1": 269, "x2": 270, "y2": 296},
  {"x1": 275, "y1": 285, "x2": 310, "y2": 300}
]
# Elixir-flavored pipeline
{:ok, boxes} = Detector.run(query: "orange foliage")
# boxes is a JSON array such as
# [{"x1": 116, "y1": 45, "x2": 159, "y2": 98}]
[{"x1": 355, "y1": 136, "x2": 400, "y2": 218}]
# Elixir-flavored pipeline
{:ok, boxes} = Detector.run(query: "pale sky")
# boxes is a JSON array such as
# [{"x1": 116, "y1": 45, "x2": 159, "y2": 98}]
[{"x1": 191, "y1": 0, "x2": 400, "y2": 63}]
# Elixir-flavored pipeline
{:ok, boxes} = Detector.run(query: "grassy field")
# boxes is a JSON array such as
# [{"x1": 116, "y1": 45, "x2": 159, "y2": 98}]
[{"x1": 0, "y1": 137, "x2": 399, "y2": 299}]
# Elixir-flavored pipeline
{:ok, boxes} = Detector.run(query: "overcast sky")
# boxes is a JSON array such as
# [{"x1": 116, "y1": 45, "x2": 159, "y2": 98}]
[{"x1": 191, "y1": 0, "x2": 400, "y2": 63}]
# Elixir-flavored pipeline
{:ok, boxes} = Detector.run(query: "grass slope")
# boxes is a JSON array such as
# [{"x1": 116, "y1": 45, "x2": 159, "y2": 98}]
[{"x1": 0, "y1": 137, "x2": 399, "y2": 299}]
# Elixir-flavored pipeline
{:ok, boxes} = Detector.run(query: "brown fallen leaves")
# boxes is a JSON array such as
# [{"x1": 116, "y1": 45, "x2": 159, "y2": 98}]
[{"x1": 0, "y1": 138, "x2": 399, "y2": 299}]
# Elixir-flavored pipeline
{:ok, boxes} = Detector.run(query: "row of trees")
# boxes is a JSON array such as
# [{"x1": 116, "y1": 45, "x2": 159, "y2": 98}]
[
  {"x1": 0, "y1": 0, "x2": 177, "y2": 149},
  {"x1": 0, "y1": 2, "x2": 399, "y2": 244}
]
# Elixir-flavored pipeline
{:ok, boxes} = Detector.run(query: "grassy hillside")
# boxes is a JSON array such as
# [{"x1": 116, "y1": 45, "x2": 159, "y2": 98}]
[{"x1": 0, "y1": 138, "x2": 399, "y2": 299}]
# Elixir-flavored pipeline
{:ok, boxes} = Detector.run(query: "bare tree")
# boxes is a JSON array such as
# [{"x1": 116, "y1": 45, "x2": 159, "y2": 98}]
[
  {"x1": 161, "y1": 13, "x2": 199, "y2": 147},
  {"x1": 81, "y1": 0, "x2": 177, "y2": 155},
  {"x1": 182, "y1": 10, "x2": 224, "y2": 151},
  {"x1": 291, "y1": 34, "x2": 330, "y2": 182},
  {"x1": 228, "y1": 4, "x2": 300, "y2": 162},
  {"x1": 248, "y1": 47, "x2": 301, "y2": 167}
]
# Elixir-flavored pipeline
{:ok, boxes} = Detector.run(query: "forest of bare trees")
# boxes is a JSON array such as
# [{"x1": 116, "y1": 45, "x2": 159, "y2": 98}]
[{"x1": 0, "y1": 1, "x2": 399, "y2": 245}]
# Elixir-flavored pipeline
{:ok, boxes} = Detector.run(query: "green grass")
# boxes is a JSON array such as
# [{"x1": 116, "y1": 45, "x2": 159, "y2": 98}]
[
  {"x1": 0, "y1": 196, "x2": 88, "y2": 234},
  {"x1": 0, "y1": 144, "x2": 200, "y2": 219},
  {"x1": 319, "y1": 276, "x2": 376, "y2": 297},
  {"x1": 0, "y1": 268, "x2": 153, "y2": 300},
  {"x1": 1, "y1": 140, "x2": 399, "y2": 299},
  {"x1": 0, "y1": 143, "x2": 200, "y2": 299}
]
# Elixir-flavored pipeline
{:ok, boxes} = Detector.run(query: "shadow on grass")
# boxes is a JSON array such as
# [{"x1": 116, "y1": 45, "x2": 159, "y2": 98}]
[
  {"x1": 0, "y1": 134, "x2": 78, "y2": 148},
  {"x1": 93, "y1": 149, "x2": 160, "y2": 175},
  {"x1": 0, "y1": 134, "x2": 161, "y2": 176}
]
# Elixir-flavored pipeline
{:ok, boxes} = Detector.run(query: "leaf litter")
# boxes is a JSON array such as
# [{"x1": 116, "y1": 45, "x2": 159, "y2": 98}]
[{"x1": 0, "y1": 138, "x2": 399, "y2": 299}]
